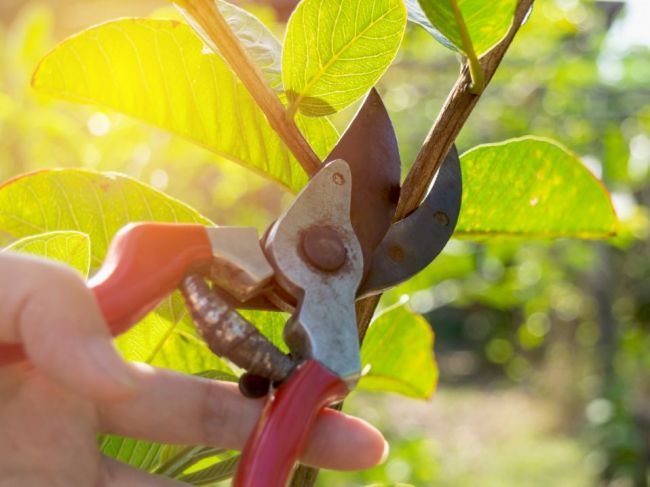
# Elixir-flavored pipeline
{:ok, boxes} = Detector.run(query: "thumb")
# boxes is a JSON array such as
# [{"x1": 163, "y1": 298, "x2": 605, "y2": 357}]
[{"x1": 0, "y1": 253, "x2": 137, "y2": 401}]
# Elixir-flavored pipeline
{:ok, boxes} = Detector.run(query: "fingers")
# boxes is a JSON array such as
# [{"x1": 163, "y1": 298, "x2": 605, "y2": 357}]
[
  {"x1": 100, "y1": 363, "x2": 387, "y2": 471},
  {"x1": 0, "y1": 253, "x2": 137, "y2": 401},
  {"x1": 103, "y1": 457, "x2": 186, "y2": 486}
]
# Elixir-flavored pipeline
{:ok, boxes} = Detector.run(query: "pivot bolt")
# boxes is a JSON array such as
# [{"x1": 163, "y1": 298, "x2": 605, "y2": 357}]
[{"x1": 301, "y1": 226, "x2": 347, "y2": 272}]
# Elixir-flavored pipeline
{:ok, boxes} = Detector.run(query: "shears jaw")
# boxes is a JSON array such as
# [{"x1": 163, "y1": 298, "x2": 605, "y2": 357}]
[
  {"x1": 358, "y1": 144, "x2": 463, "y2": 297},
  {"x1": 326, "y1": 88, "x2": 402, "y2": 271},
  {"x1": 265, "y1": 159, "x2": 363, "y2": 387}
]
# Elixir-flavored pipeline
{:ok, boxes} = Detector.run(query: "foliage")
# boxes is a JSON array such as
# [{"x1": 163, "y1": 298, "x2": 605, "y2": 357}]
[
  {"x1": 0, "y1": 0, "x2": 646, "y2": 485},
  {"x1": 31, "y1": 17, "x2": 337, "y2": 191},
  {"x1": 457, "y1": 137, "x2": 617, "y2": 238},
  {"x1": 283, "y1": 0, "x2": 407, "y2": 117}
]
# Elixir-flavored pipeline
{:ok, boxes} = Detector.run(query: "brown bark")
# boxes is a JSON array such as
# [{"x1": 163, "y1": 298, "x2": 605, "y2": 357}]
[{"x1": 178, "y1": 0, "x2": 321, "y2": 177}]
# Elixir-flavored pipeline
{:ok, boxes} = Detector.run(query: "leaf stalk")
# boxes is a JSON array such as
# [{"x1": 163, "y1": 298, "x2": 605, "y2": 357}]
[{"x1": 449, "y1": 0, "x2": 485, "y2": 94}]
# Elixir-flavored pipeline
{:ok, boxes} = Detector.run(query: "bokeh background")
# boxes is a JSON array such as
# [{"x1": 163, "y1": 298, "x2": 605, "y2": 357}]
[{"x1": 0, "y1": 0, "x2": 648, "y2": 485}]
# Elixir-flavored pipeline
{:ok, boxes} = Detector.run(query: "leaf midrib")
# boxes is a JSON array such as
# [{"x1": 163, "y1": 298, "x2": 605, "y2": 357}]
[{"x1": 288, "y1": 3, "x2": 401, "y2": 115}]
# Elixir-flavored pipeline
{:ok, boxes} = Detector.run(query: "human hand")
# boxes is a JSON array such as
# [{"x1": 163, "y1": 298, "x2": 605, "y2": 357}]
[{"x1": 0, "y1": 253, "x2": 387, "y2": 486}]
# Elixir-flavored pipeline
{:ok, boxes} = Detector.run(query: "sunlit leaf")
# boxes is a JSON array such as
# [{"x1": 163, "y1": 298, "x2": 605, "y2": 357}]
[
  {"x1": 0, "y1": 169, "x2": 208, "y2": 265},
  {"x1": 114, "y1": 306, "x2": 235, "y2": 375},
  {"x1": 0, "y1": 168, "x2": 234, "y2": 375},
  {"x1": 240, "y1": 309, "x2": 288, "y2": 352},
  {"x1": 457, "y1": 137, "x2": 618, "y2": 238},
  {"x1": 99, "y1": 436, "x2": 167, "y2": 471},
  {"x1": 359, "y1": 305, "x2": 438, "y2": 399},
  {"x1": 415, "y1": 0, "x2": 517, "y2": 56},
  {"x1": 178, "y1": 454, "x2": 240, "y2": 485},
  {"x1": 180, "y1": 0, "x2": 283, "y2": 89},
  {"x1": 32, "y1": 19, "x2": 338, "y2": 192},
  {"x1": 3, "y1": 230, "x2": 91, "y2": 277},
  {"x1": 404, "y1": 0, "x2": 456, "y2": 52},
  {"x1": 283, "y1": 0, "x2": 407, "y2": 117},
  {"x1": 157, "y1": 446, "x2": 227, "y2": 477}
]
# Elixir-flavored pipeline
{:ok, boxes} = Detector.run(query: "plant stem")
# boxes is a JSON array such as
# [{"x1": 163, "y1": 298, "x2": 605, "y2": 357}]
[
  {"x1": 293, "y1": 2, "x2": 535, "y2": 485},
  {"x1": 449, "y1": 0, "x2": 485, "y2": 94},
  {"x1": 176, "y1": 0, "x2": 321, "y2": 176},
  {"x1": 395, "y1": 0, "x2": 534, "y2": 222}
]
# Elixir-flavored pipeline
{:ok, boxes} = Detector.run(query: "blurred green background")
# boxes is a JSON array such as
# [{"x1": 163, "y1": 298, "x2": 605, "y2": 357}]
[{"x1": 0, "y1": 0, "x2": 648, "y2": 485}]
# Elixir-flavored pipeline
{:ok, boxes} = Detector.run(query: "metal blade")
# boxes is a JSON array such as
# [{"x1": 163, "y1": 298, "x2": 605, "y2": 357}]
[
  {"x1": 357, "y1": 144, "x2": 463, "y2": 298},
  {"x1": 325, "y1": 88, "x2": 401, "y2": 270}
]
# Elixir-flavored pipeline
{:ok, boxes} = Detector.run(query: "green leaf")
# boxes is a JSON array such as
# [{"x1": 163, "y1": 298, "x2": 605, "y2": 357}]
[
  {"x1": 0, "y1": 168, "x2": 234, "y2": 374},
  {"x1": 157, "y1": 445, "x2": 228, "y2": 478},
  {"x1": 178, "y1": 454, "x2": 240, "y2": 485},
  {"x1": 359, "y1": 305, "x2": 438, "y2": 399},
  {"x1": 404, "y1": 0, "x2": 456, "y2": 52},
  {"x1": 181, "y1": 0, "x2": 283, "y2": 89},
  {"x1": 416, "y1": 0, "x2": 517, "y2": 56},
  {"x1": 457, "y1": 137, "x2": 618, "y2": 238},
  {"x1": 283, "y1": 0, "x2": 407, "y2": 117},
  {"x1": 240, "y1": 309, "x2": 289, "y2": 353},
  {"x1": 3, "y1": 231, "x2": 91, "y2": 277},
  {"x1": 114, "y1": 304, "x2": 235, "y2": 375},
  {"x1": 32, "y1": 19, "x2": 338, "y2": 192},
  {"x1": 99, "y1": 436, "x2": 167, "y2": 471},
  {"x1": 0, "y1": 169, "x2": 209, "y2": 266}
]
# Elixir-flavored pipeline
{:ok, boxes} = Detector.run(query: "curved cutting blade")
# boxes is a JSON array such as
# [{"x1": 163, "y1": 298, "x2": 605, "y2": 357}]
[
  {"x1": 325, "y1": 88, "x2": 401, "y2": 270},
  {"x1": 357, "y1": 144, "x2": 463, "y2": 298}
]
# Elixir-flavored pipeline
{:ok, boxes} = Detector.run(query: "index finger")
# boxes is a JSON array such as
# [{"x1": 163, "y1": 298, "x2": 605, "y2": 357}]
[
  {"x1": 101, "y1": 363, "x2": 388, "y2": 471},
  {"x1": 0, "y1": 253, "x2": 137, "y2": 401}
]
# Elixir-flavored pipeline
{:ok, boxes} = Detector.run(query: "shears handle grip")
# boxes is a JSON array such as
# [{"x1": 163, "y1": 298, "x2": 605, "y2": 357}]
[
  {"x1": 234, "y1": 359, "x2": 348, "y2": 487},
  {"x1": 0, "y1": 223, "x2": 213, "y2": 366}
]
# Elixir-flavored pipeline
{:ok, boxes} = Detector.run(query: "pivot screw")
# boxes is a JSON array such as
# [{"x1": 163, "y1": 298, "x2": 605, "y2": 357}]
[
  {"x1": 332, "y1": 172, "x2": 345, "y2": 185},
  {"x1": 301, "y1": 226, "x2": 347, "y2": 272}
]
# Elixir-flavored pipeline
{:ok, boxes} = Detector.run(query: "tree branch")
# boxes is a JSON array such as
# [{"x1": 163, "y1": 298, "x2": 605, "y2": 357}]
[
  {"x1": 396, "y1": 0, "x2": 534, "y2": 221},
  {"x1": 176, "y1": 0, "x2": 321, "y2": 176}
]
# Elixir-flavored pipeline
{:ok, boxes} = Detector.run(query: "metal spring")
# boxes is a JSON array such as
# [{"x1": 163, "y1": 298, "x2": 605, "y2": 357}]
[{"x1": 180, "y1": 274, "x2": 295, "y2": 383}]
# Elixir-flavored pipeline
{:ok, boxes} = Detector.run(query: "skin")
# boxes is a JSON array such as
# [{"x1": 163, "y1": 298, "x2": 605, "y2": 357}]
[{"x1": 0, "y1": 253, "x2": 387, "y2": 486}]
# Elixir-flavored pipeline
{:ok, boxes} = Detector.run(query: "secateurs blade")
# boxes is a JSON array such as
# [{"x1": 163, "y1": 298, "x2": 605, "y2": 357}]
[{"x1": 0, "y1": 88, "x2": 463, "y2": 487}]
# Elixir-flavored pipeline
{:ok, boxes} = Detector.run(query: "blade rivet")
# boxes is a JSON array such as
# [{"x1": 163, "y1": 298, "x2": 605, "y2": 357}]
[
  {"x1": 301, "y1": 226, "x2": 347, "y2": 272},
  {"x1": 433, "y1": 211, "x2": 450, "y2": 226},
  {"x1": 332, "y1": 172, "x2": 345, "y2": 186},
  {"x1": 389, "y1": 245, "x2": 405, "y2": 263}
]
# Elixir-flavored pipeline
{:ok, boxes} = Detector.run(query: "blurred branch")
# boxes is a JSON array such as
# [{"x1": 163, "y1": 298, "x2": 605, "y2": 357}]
[
  {"x1": 294, "y1": 2, "x2": 536, "y2": 486},
  {"x1": 397, "y1": 0, "x2": 535, "y2": 221},
  {"x1": 355, "y1": 0, "x2": 536, "y2": 347},
  {"x1": 176, "y1": 0, "x2": 321, "y2": 177}
]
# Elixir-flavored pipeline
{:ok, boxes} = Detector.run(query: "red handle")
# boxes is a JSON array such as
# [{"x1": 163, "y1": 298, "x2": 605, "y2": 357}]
[
  {"x1": 234, "y1": 359, "x2": 349, "y2": 487},
  {"x1": 0, "y1": 222, "x2": 213, "y2": 366}
]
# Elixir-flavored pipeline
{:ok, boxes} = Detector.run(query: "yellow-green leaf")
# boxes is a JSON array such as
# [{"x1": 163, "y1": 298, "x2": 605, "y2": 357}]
[
  {"x1": 32, "y1": 19, "x2": 338, "y2": 192},
  {"x1": 182, "y1": 0, "x2": 283, "y2": 89},
  {"x1": 3, "y1": 231, "x2": 91, "y2": 277},
  {"x1": 415, "y1": 0, "x2": 517, "y2": 57},
  {"x1": 0, "y1": 169, "x2": 209, "y2": 266},
  {"x1": 0, "y1": 169, "x2": 233, "y2": 375},
  {"x1": 359, "y1": 305, "x2": 438, "y2": 399},
  {"x1": 283, "y1": 0, "x2": 407, "y2": 117},
  {"x1": 457, "y1": 137, "x2": 618, "y2": 238}
]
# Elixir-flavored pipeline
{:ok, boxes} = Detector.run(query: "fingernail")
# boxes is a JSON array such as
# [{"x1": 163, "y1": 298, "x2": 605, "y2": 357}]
[
  {"x1": 379, "y1": 440, "x2": 390, "y2": 465},
  {"x1": 86, "y1": 337, "x2": 138, "y2": 391}
]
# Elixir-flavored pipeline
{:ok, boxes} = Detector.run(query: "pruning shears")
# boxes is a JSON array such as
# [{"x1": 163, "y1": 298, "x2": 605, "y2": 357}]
[{"x1": 0, "y1": 89, "x2": 462, "y2": 487}]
